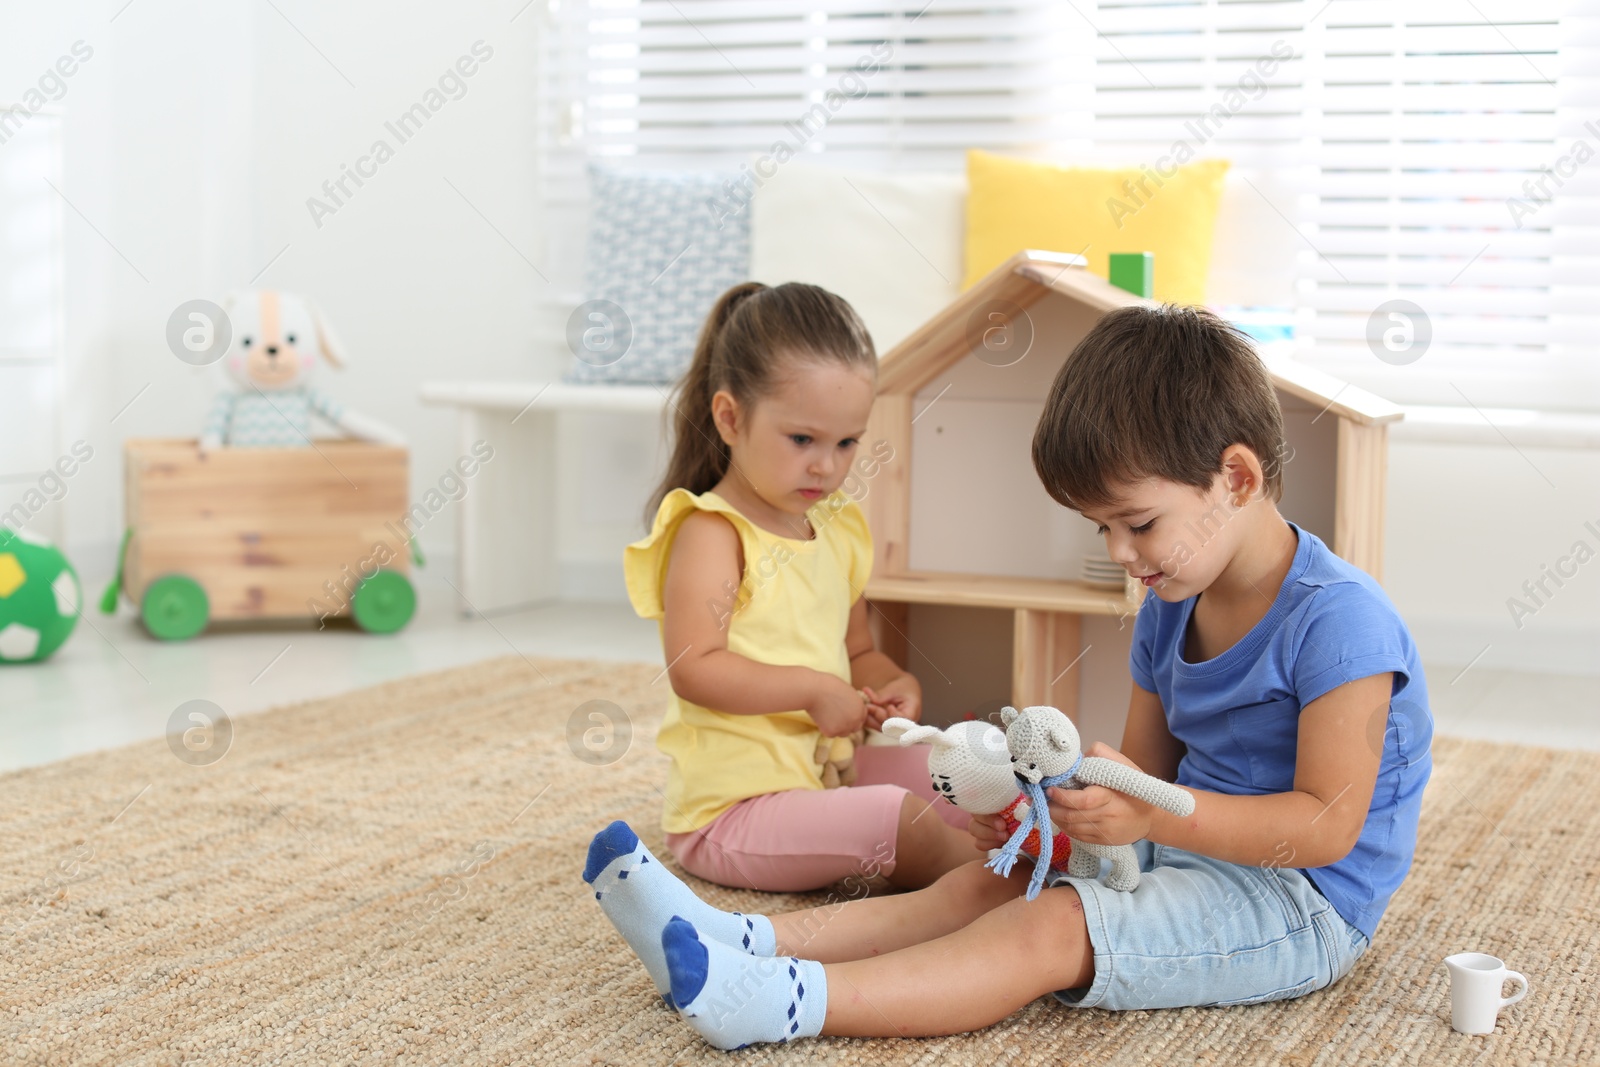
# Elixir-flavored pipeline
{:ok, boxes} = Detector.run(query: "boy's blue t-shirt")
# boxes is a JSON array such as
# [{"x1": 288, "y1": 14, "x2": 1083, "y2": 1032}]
[{"x1": 1130, "y1": 521, "x2": 1432, "y2": 941}]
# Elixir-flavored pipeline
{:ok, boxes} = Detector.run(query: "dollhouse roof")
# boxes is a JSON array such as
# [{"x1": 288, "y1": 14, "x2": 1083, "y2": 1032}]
[{"x1": 877, "y1": 250, "x2": 1403, "y2": 427}]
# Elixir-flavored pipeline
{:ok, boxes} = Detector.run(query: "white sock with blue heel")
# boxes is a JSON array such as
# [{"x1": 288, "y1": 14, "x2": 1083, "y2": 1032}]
[
  {"x1": 663, "y1": 917, "x2": 828, "y2": 1049},
  {"x1": 583, "y1": 821, "x2": 777, "y2": 1006}
]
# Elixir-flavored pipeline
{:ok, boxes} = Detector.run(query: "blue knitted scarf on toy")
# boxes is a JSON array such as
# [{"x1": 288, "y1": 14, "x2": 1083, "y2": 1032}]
[{"x1": 984, "y1": 754, "x2": 1083, "y2": 901}]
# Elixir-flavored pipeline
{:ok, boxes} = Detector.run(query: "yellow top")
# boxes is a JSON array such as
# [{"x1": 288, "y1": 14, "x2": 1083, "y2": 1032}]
[{"x1": 624, "y1": 487, "x2": 873, "y2": 833}]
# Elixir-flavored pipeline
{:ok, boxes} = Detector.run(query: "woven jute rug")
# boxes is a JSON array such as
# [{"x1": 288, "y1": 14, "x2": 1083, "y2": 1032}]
[{"x1": 2, "y1": 656, "x2": 1594, "y2": 1065}]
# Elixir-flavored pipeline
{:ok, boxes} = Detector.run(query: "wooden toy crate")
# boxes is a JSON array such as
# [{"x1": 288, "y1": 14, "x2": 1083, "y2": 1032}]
[{"x1": 114, "y1": 439, "x2": 414, "y2": 638}]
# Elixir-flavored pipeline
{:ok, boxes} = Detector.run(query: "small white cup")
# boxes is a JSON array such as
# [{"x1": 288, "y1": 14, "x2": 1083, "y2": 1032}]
[{"x1": 1443, "y1": 952, "x2": 1529, "y2": 1034}]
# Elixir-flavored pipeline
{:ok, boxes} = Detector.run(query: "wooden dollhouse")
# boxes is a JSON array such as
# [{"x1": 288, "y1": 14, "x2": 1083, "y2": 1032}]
[{"x1": 858, "y1": 251, "x2": 1404, "y2": 726}]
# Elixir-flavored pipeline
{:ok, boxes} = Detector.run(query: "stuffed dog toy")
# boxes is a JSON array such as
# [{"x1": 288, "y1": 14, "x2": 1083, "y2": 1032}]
[{"x1": 199, "y1": 289, "x2": 404, "y2": 452}]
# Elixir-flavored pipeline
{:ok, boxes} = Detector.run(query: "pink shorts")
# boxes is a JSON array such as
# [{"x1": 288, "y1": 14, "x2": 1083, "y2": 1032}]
[{"x1": 664, "y1": 742, "x2": 972, "y2": 892}]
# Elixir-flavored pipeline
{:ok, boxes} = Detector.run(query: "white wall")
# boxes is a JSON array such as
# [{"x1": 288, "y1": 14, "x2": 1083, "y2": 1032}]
[
  {"x1": 1384, "y1": 440, "x2": 1600, "y2": 676},
  {"x1": 1, "y1": 0, "x2": 549, "y2": 579},
  {"x1": 3, "y1": 3, "x2": 1594, "y2": 674}
]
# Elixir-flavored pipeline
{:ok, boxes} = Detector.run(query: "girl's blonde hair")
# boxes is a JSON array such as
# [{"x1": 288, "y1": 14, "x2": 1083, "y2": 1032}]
[{"x1": 645, "y1": 281, "x2": 876, "y2": 525}]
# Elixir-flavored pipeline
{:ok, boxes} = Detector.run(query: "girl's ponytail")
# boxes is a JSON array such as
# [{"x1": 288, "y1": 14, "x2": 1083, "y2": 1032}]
[
  {"x1": 646, "y1": 282, "x2": 767, "y2": 523},
  {"x1": 644, "y1": 279, "x2": 876, "y2": 527}
]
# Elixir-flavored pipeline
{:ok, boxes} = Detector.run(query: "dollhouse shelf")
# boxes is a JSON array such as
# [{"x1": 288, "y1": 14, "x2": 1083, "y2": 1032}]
[
  {"x1": 864, "y1": 572, "x2": 1140, "y2": 726},
  {"x1": 865, "y1": 571, "x2": 1135, "y2": 616}
]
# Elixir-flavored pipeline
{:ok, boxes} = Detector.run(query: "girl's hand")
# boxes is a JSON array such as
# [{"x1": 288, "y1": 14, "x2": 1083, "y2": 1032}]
[
  {"x1": 967, "y1": 812, "x2": 1011, "y2": 852},
  {"x1": 806, "y1": 674, "x2": 869, "y2": 738},
  {"x1": 1044, "y1": 743, "x2": 1154, "y2": 847},
  {"x1": 860, "y1": 674, "x2": 921, "y2": 730}
]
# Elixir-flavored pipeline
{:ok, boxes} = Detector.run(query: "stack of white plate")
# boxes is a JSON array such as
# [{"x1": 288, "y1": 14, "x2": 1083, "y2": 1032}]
[{"x1": 1080, "y1": 555, "x2": 1128, "y2": 590}]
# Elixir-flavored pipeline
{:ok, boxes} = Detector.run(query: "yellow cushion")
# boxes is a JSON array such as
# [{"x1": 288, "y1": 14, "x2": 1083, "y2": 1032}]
[{"x1": 962, "y1": 148, "x2": 1231, "y2": 304}]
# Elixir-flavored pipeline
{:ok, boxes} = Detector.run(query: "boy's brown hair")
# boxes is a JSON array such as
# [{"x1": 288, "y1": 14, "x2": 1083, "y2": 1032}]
[{"x1": 1031, "y1": 304, "x2": 1286, "y2": 513}]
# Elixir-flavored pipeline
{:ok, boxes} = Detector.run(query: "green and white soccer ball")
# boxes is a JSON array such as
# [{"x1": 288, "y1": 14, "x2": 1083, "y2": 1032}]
[{"x1": 0, "y1": 527, "x2": 79, "y2": 663}]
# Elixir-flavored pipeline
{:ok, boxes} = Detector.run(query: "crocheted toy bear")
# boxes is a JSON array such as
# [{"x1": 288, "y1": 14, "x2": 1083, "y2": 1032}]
[
  {"x1": 991, "y1": 705, "x2": 1196, "y2": 899},
  {"x1": 814, "y1": 724, "x2": 908, "y2": 788},
  {"x1": 880, "y1": 717, "x2": 1071, "y2": 876},
  {"x1": 199, "y1": 289, "x2": 404, "y2": 452},
  {"x1": 813, "y1": 730, "x2": 862, "y2": 788}
]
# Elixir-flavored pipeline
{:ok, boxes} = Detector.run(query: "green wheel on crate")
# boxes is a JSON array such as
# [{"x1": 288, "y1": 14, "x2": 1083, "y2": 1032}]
[
  {"x1": 140, "y1": 575, "x2": 209, "y2": 640},
  {"x1": 352, "y1": 569, "x2": 415, "y2": 634}
]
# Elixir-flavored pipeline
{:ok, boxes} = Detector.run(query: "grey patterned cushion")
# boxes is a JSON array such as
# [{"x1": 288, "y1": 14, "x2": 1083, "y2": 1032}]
[{"x1": 564, "y1": 164, "x2": 751, "y2": 384}]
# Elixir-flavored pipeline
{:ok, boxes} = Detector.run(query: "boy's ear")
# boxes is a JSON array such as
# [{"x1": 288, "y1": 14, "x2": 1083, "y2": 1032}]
[{"x1": 1219, "y1": 443, "x2": 1264, "y2": 502}]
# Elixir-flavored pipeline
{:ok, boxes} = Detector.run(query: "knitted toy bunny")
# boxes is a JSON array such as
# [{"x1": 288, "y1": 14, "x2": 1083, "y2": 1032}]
[
  {"x1": 881, "y1": 717, "x2": 1071, "y2": 876},
  {"x1": 199, "y1": 289, "x2": 404, "y2": 452},
  {"x1": 990, "y1": 705, "x2": 1196, "y2": 899}
]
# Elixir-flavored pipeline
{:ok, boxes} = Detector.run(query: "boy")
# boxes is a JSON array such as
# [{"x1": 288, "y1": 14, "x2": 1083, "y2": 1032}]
[{"x1": 581, "y1": 304, "x2": 1433, "y2": 1047}]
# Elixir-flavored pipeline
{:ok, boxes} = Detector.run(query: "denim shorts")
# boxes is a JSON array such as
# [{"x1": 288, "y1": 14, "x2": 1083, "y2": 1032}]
[{"x1": 1045, "y1": 839, "x2": 1371, "y2": 1010}]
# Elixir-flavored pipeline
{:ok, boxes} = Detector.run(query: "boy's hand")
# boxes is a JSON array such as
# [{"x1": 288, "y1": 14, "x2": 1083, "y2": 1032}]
[
  {"x1": 967, "y1": 812, "x2": 1011, "y2": 852},
  {"x1": 1045, "y1": 743, "x2": 1155, "y2": 847},
  {"x1": 860, "y1": 674, "x2": 921, "y2": 730}
]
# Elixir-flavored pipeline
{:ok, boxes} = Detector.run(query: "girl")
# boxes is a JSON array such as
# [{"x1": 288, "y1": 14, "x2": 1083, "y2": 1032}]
[{"x1": 620, "y1": 281, "x2": 979, "y2": 904}]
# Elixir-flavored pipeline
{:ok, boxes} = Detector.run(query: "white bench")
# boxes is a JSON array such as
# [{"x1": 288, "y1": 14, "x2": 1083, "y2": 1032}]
[
  {"x1": 419, "y1": 380, "x2": 667, "y2": 614},
  {"x1": 422, "y1": 373, "x2": 1600, "y2": 622}
]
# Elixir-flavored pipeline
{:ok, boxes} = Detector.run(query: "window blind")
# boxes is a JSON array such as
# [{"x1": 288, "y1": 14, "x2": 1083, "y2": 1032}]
[
  {"x1": 534, "y1": 0, "x2": 1086, "y2": 298},
  {"x1": 1299, "y1": 0, "x2": 1591, "y2": 409},
  {"x1": 1081, "y1": 0, "x2": 1594, "y2": 408},
  {"x1": 536, "y1": 0, "x2": 1600, "y2": 409}
]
